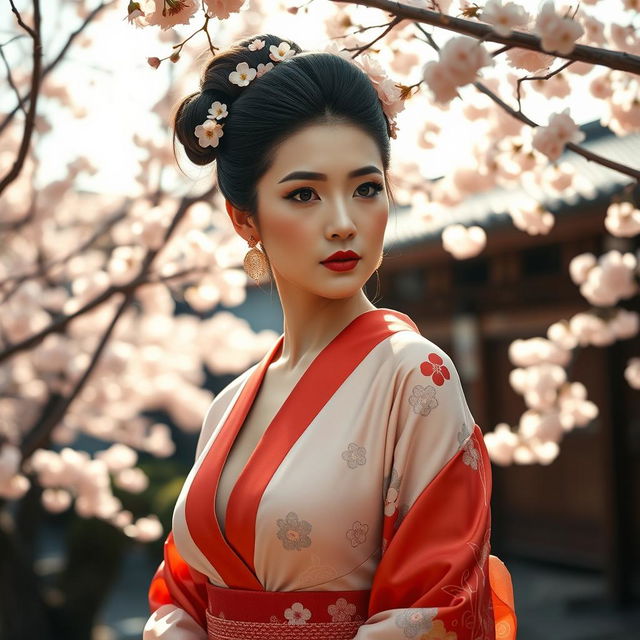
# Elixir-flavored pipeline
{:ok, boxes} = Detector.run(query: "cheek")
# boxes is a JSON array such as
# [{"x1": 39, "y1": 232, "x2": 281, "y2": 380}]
[{"x1": 369, "y1": 204, "x2": 389, "y2": 238}]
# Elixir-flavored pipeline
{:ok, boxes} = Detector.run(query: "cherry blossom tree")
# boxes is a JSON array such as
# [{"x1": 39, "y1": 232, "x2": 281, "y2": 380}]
[
  {"x1": 1, "y1": 0, "x2": 639, "y2": 635},
  {"x1": 123, "y1": 0, "x2": 640, "y2": 466}
]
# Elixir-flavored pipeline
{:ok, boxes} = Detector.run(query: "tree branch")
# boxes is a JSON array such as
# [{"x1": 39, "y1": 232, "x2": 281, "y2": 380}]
[
  {"x1": 0, "y1": 185, "x2": 217, "y2": 365},
  {"x1": 332, "y1": 0, "x2": 640, "y2": 74}
]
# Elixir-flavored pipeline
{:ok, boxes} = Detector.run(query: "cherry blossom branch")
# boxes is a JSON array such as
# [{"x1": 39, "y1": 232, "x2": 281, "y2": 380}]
[
  {"x1": 410, "y1": 23, "x2": 640, "y2": 182},
  {"x1": 1, "y1": 1, "x2": 43, "y2": 196},
  {"x1": 0, "y1": 1, "x2": 116, "y2": 196},
  {"x1": 332, "y1": 0, "x2": 640, "y2": 74},
  {"x1": 470, "y1": 80, "x2": 640, "y2": 181},
  {"x1": 0, "y1": 207, "x2": 129, "y2": 305},
  {"x1": 20, "y1": 289, "x2": 134, "y2": 460},
  {"x1": 0, "y1": 185, "x2": 217, "y2": 365},
  {"x1": 0, "y1": 35, "x2": 27, "y2": 117},
  {"x1": 342, "y1": 16, "x2": 403, "y2": 58},
  {"x1": 515, "y1": 59, "x2": 575, "y2": 113}
]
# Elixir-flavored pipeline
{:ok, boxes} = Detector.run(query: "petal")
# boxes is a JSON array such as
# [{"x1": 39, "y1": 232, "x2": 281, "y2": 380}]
[{"x1": 420, "y1": 362, "x2": 434, "y2": 376}]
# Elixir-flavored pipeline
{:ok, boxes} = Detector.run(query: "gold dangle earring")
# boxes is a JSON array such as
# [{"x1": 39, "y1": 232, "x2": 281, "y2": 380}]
[
  {"x1": 375, "y1": 252, "x2": 384, "y2": 270},
  {"x1": 243, "y1": 235, "x2": 269, "y2": 282}
]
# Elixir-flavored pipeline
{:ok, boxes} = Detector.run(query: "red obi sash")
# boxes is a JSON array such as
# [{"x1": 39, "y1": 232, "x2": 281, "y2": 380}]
[{"x1": 205, "y1": 582, "x2": 371, "y2": 639}]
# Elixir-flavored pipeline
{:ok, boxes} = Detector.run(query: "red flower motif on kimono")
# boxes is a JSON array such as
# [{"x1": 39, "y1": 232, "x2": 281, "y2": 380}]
[{"x1": 420, "y1": 353, "x2": 451, "y2": 386}]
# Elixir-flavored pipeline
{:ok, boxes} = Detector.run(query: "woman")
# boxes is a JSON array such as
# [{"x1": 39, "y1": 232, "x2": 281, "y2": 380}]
[{"x1": 144, "y1": 33, "x2": 517, "y2": 640}]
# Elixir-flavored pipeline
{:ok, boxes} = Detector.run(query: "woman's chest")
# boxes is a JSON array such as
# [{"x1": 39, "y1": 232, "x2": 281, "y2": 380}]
[{"x1": 215, "y1": 372, "x2": 297, "y2": 535}]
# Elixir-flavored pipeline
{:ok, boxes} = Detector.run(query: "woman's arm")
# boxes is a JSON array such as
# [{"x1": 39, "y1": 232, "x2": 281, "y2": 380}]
[{"x1": 353, "y1": 342, "x2": 516, "y2": 639}]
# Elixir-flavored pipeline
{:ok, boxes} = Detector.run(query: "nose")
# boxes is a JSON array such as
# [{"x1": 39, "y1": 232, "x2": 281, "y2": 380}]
[{"x1": 326, "y1": 198, "x2": 357, "y2": 240}]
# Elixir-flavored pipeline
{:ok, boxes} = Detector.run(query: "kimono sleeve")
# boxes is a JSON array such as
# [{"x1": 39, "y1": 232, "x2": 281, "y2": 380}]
[
  {"x1": 143, "y1": 370, "x2": 252, "y2": 640},
  {"x1": 353, "y1": 341, "x2": 517, "y2": 640},
  {"x1": 143, "y1": 532, "x2": 209, "y2": 639}
]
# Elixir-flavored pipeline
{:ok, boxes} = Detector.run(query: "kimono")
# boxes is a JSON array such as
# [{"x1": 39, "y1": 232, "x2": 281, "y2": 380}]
[{"x1": 143, "y1": 307, "x2": 517, "y2": 640}]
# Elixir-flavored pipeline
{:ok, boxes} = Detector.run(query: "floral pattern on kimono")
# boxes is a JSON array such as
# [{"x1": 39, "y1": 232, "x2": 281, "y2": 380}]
[
  {"x1": 352, "y1": 342, "x2": 513, "y2": 639},
  {"x1": 143, "y1": 309, "x2": 517, "y2": 640}
]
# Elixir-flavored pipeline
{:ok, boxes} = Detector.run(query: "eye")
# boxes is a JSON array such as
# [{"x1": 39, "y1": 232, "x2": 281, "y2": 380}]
[
  {"x1": 284, "y1": 181, "x2": 385, "y2": 203},
  {"x1": 355, "y1": 181, "x2": 385, "y2": 198}
]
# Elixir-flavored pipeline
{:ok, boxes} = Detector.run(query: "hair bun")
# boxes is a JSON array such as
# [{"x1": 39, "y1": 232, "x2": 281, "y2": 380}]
[{"x1": 173, "y1": 34, "x2": 302, "y2": 168}]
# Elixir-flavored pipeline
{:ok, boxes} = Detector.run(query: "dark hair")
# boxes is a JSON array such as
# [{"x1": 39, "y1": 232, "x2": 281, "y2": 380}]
[{"x1": 172, "y1": 34, "x2": 395, "y2": 219}]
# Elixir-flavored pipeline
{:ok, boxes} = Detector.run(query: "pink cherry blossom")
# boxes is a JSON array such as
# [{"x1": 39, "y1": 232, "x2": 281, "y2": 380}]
[
  {"x1": 624, "y1": 358, "x2": 640, "y2": 390},
  {"x1": 531, "y1": 127, "x2": 565, "y2": 162},
  {"x1": 589, "y1": 74, "x2": 613, "y2": 100},
  {"x1": 558, "y1": 382, "x2": 599, "y2": 430},
  {"x1": 438, "y1": 36, "x2": 493, "y2": 86},
  {"x1": 603, "y1": 86, "x2": 640, "y2": 136},
  {"x1": 142, "y1": 0, "x2": 199, "y2": 31},
  {"x1": 569, "y1": 252, "x2": 596, "y2": 285},
  {"x1": 480, "y1": 0, "x2": 530, "y2": 37},
  {"x1": 269, "y1": 42, "x2": 295, "y2": 63},
  {"x1": 441, "y1": 224, "x2": 486, "y2": 259},
  {"x1": 127, "y1": 519, "x2": 164, "y2": 543},
  {"x1": 256, "y1": 62, "x2": 274, "y2": 77},
  {"x1": 247, "y1": 38, "x2": 265, "y2": 51},
  {"x1": 95, "y1": 443, "x2": 138, "y2": 472},
  {"x1": 519, "y1": 409, "x2": 564, "y2": 444},
  {"x1": 194, "y1": 119, "x2": 224, "y2": 148},
  {"x1": 532, "y1": 109, "x2": 586, "y2": 161},
  {"x1": 529, "y1": 72, "x2": 570, "y2": 99},
  {"x1": 508, "y1": 337, "x2": 571, "y2": 368},
  {"x1": 605, "y1": 201, "x2": 640, "y2": 237},
  {"x1": 483, "y1": 424, "x2": 519, "y2": 466},
  {"x1": 579, "y1": 250, "x2": 638, "y2": 307},
  {"x1": 608, "y1": 309, "x2": 639, "y2": 341},
  {"x1": 581, "y1": 14, "x2": 606, "y2": 46},
  {"x1": 114, "y1": 467, "x2": 149, "y2": 493},
  {"x1": 42, "y1": 488, "x2": 72, "y2": 513},
  {"x1": 422, "y1": 61, "x2": 459, "y2": 104},
  {"x1": 203, "y1": 0, "x2": 246, "y2": 20},
  {"x1": 505, "y1": 48, "x2": 554, "y2": 72},
  {"x1": 547, "y1": 320, "x2": 578, "y2": 351},
  {"x1": 508, "y1": 201, "x2": 555, "y2": 235},
  {"x1": 534, "y1": 0, "x2": 584, "y2": 55}
]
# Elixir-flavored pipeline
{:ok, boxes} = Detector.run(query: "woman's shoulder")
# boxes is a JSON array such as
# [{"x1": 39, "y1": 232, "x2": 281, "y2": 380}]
[{"x1": 385, "y1": 325, "x2": 459, "y2": 382}]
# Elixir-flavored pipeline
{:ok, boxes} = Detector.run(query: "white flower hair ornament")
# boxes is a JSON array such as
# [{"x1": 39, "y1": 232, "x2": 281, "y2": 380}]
[{"x1": 194, "y1": 40, "x2": 404, "y2": 149}]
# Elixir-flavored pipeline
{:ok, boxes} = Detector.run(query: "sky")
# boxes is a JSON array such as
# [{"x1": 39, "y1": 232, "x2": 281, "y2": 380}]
[{"x1": 0, "y1": 0, "x2": 631, "y2": 197}]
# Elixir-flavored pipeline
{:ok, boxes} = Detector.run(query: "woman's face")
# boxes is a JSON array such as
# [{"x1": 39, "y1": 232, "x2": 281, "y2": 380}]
[{"x1": 248, "y1": 123, "x2": 389, "y2": 301}]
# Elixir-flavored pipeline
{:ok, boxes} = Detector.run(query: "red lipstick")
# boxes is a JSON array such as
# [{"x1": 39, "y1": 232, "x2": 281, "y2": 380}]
[{"x1": 320, "y1": 250, "x2": 361, "y2": 272}]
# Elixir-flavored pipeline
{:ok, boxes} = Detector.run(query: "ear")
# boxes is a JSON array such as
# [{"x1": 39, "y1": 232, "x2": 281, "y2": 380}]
[{"x1": 225, "y1": 199, "x2": 259, "y2": 242}]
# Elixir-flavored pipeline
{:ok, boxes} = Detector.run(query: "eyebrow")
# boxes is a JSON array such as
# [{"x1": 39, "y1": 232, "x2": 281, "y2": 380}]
[{"x1": 277, "y1": 165, "x2": 382, "y2": 183}]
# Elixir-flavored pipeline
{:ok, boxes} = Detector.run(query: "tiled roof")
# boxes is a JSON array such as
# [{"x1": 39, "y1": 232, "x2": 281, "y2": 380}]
[{"x1": 384, "y1": 121, "x2": 640, "y2": 250}]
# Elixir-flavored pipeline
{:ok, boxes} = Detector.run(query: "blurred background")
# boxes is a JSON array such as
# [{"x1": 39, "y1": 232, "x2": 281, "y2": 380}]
[{"x1": 1, "y1": 1, "x2": 639, "y2": 639}]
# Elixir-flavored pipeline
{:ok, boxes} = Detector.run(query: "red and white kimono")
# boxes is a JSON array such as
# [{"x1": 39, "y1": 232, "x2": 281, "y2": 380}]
[{"x1": 144, "y1": 308, "x2": 517, "y2": 640}]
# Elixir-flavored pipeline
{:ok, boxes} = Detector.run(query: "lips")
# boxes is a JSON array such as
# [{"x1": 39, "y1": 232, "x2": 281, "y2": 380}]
[{"x1": 321, "y1": 250, "x2": 361, "y2": 263}]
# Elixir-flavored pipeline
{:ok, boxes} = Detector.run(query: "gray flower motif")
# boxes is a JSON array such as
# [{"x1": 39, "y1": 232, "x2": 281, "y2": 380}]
[
  {"x1": 341, "y1": 442, "x2": 366, "y2": 469},
  {"x1": 462, "y1": 438, "x2": 479, "y2": 470},
  {"x1": 394, "y1": 607, "x2": 438, "y2": 637},
  {"x1": 327, "y1": 597, "x2": 356, "y2": 622},
  {"x1": 276, "y1": 512, "x2": 312, "y2": 551},
  {"x1": 383, "y1": 466, "x2": 401, "y2": 496},
  {"x1": 346, "y1": 520, "x2": 369, "y2": 547},
  {"x1": 408, "y1": 384, "x2": 438, "y2": 416}
]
